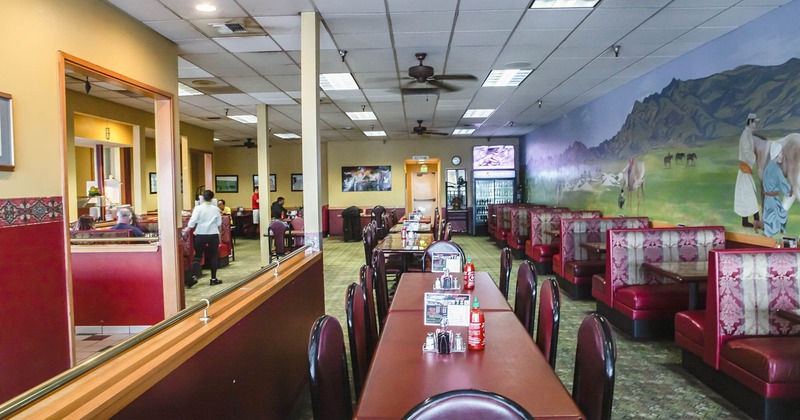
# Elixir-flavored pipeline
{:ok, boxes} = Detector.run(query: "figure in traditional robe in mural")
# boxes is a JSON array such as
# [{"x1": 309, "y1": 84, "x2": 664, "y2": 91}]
[
  {"x1": 763, "y1": 142, "x2": 792, "y2": 237},
  {"x1": 735, "y1": 113, "x2": 762, "y2": 228}
]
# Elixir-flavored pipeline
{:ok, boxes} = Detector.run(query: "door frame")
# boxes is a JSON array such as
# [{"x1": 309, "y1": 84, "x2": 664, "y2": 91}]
[{"x1": 404, "y1": 158, "x2": 440, "y2": 216}]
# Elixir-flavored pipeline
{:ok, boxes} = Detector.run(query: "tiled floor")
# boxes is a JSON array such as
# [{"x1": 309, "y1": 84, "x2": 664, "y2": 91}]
[{"x1": 74, "y1": 333, "x2": 135, "y2": 364}]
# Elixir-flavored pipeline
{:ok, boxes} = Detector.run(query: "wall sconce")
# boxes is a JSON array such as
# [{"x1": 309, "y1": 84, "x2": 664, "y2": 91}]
[
  {"x1": 612, "y1": 45, "x2": 621, "y2": 58},
  {"x1": 537, "y1": 100, "x2": 543, "y2": 108}
]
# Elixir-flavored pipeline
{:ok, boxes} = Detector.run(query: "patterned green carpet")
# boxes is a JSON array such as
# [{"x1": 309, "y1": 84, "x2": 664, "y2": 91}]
[{"x1": 209, "y1": 234, "x2": 749, "y2": 419}]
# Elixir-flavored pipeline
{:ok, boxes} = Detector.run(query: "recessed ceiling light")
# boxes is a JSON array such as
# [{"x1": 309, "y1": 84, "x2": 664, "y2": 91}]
[
  {"x1": 195, "y1": 4, "x2": 217, "y2": 12},
  {"x1": 530, "y1": 0, "x2": 600, "y2": 9},
  {"x1": 213, "y1": 138, "x2": 220, "y2": 142},
  {"x1": 275, "y1": 133, "x2": 300, "y2": 139},
  {"x1": 346, "y1": 111, "x2": 377, "y2": 121},
  {"x1": 453, "y1": 128, "x2": 476, "y2": 135},
  {"x1": 178, "y1": 82, "x2": 204, "y2": 96},
  {"x1": 482, "y1": 69, "x2": 533, "y2": 87},
  {"x1": 319, "y1": 73, "x2": 359, "y2": 91},
  {"x1": 228, "y1": 115, "x2": 258, "y2": 124},
  {"x1": 463, "y1": 109, "x2": 495, "y2": 118},
  {"x1": 364, "y1": 131, "x2": 386, "y2": 137}
]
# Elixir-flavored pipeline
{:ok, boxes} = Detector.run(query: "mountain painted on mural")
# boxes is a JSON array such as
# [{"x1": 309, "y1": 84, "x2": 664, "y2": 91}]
[{"x1": 540, "y1": 58, "x2": 800, "y2": 165}]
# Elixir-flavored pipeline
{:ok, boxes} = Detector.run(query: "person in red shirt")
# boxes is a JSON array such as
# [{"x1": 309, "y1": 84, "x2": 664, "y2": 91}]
[{"x1": 252, "y1": 186, "x2": 260, "y2": 225}]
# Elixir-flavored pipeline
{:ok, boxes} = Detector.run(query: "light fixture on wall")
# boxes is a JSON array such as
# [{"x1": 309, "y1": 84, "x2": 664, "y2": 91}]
[
  {"x1": 105, "y1": 121, "x2": 110, "y2": 140},
  {"x1": 612, "y1": 45, "x2": 621, "y2": 58},
  {"x1": 85, "y1": 77, "x2": 91, "y2": 94}
]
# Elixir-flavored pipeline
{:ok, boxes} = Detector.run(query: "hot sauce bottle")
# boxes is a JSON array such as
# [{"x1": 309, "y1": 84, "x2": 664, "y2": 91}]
[
  {"x1": 468, "y1": 297, "x2": 485, "y2": 351},
  {"x1": 464, "y1": 257, "x2": 476, "y2": 290}
]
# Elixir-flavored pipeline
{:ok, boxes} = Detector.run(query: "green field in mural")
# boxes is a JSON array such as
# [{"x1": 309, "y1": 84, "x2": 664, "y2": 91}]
[{"x1": 528, "y1": 136, "x2": 800, "y2": 243}]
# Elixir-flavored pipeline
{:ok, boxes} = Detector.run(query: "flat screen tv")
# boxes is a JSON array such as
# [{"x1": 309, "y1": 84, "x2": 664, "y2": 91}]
[{"x1": 472, "y1": 145, "x2": 515, "y2": 170}]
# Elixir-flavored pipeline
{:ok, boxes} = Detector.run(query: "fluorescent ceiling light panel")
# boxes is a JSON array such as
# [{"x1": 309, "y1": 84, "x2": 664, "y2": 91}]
[
  {"x1": 364, "y1": 131, "x2": 386, "y2": 137},
  {"x1": 482, "y1": 69, "x2": 533, "y2": 87},
  {"x1": 275, "y1": 133, "x2": 300, "y2": 139},
  {"x1": 346, "y1": 111, "x2": 377, "y2": 121},
  {"x1": 178, "y1": 82, "x2": 203, "y2": 96},
  {"x1": 195, "y1": 4, "x2": 217, "y2": 12},
  {"x1": 463, "y1": 109, "x2": 495, "y2": 118},
  {"x1": 319, "y1": 73, "x2": 359, "y2": 91},
  {"x1": 530, "y1": 0, "x2": 600, "y2": 8},
  {"x1": 452, "y1": 128, "x2": 476, "y2": 135},
  {"x1": 227, "y1": 114, "x2": 258, "y2": 123}
]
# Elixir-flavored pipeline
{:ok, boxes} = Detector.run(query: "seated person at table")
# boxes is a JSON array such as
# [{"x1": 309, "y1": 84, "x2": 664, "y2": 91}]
[
  {"x1": 109, "y1": 207, "x2": 145, "y2": 237},
  {"x1": 72, "y1": 215, "x2": 95, "y2": 231},
  {"x1": 271, "y1": 196, "x2": 287, "y2": 219},
  {"x1": 217, "y1": 199, "x2": 232, "y2": 216}
]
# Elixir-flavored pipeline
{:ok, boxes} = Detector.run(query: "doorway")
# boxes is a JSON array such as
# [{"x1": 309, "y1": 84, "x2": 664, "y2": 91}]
[{"x1": 405, "y1": 158, "x2": 440, "y2": 219}]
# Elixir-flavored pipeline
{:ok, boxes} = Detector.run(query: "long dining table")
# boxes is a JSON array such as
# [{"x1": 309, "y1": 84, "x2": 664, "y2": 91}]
[
  {"x1": 355, "y1": 271, "x2": 584, "y2": 419},
  {"x1": 375, "y1": 232, "x2": 434, "y2": 272},
  {"x1": 390, "y1": 272, "x2": 512, "y2": 312}
]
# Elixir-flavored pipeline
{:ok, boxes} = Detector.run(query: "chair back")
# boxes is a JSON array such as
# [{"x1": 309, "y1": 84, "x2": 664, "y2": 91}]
[
  {"x1": 499, "y1": 247, "x2": 513, "y2": 299},
  {"x1": 345, "y1": 283, "x2": 370, "y2": 399},
  {"x1": 363, "y1": 225, "x2": 375, "y2": 266},
  {"x1": 536, "y1": 277, "x2": 561, "y2": 369},
  {"x1": 372, "y1": 248, "x2": 390, "y2": 330},
  {"x1": 573, "y1": 313, "x2": 617, "y2": 420},
  {"x1": 402, "y1": 389, "x2": 534, "y2": 420},
  {"x1": 514, "y1": 261, "x2": 538, "y2": 337},
  {"x1": 308, "y1": 315, "x2": 353, "y2": 420},
  {"x1": 442, "y1": 221, "x2": 452, "y2": 241},
  {"x1": 359, "y1": 264, "x2": 379, "y2": 352},
  {"x1": 389, "y1": 209, "x2": 398, "y2": 226},
  {"x1": 290, "y1": 216, "x2": 304, "y2": 230},
  {"x1": 372, "y1": 205, "x2": 386, "y2": 227},
  {"x1": 432, "y1": 208, "x2": 440, "y2": 241},
  {"x1": 422, "y1": 240, "x2": 465, "y2": 272},
  {"x1": 268, "y1": 220, "x2": 290, "y2": 262}
]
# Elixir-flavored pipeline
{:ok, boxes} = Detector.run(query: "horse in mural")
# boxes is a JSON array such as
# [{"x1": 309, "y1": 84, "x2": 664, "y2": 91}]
[
  {"x1": 753, "y1": 133, "x2": 800, "y2": 211},
  {"x1": 686, "y1": 153, "x2": 697, "y2": 166},
  {"x1": 618, "y1": 157, "x2": 646, "y2": 213},
  {"x1": 664, "y1": 153, "x2": 673, "y2": 168}
]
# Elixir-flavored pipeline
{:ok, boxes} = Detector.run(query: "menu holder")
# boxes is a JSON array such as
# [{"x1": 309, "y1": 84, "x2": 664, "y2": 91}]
[
  {"x1": 424, "y1": 293, "x2": 470, "y2": 326},
  {"x1": 430, "y1": 252, "x2": 462, "y2": 273},
  {"x1": 433, "y1": 275, "x2": 461, "y2": 291},
  {"x1": 422, "y1": 331, "x2": 466, "y2": 353}
]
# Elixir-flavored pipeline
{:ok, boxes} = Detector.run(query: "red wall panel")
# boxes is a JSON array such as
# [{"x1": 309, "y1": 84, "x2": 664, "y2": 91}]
[{"x1": 0, "y1": 222, "x2": 70, "y2": 402}]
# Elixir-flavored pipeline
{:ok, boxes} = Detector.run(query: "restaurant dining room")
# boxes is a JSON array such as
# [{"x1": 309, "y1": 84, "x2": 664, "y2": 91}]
[{"x1": 4, "y1": 0, "x2": 800, "y2": 419}]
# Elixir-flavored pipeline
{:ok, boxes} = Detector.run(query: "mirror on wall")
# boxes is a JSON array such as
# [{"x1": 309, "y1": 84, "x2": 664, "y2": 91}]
[{"x1": 445, "y1": 168, "x2": 467, "y2": 210}]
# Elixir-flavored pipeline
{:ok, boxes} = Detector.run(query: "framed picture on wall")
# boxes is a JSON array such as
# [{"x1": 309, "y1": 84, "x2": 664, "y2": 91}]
[
  {"x1": 149, "y1": 172, "x2": 157, "y2": 194},
  {"x1": 253, "y1": 174, "x2": 258, "y2": 188},
  {"x1": 341, "y1": 165, "x2": 392, "y2": 192},
  {"x1": 0, "y1": 92, "x2": 14, "y2": 171},
  {"x1": 291, "y1": 173, "x2": 303, "y2": 191},
  {"x1": 269, "y1": 174, "x2": 277, "y2": 192},
  {"x1": 215, "y1": 175, "x2": 239, "y2": 193}
]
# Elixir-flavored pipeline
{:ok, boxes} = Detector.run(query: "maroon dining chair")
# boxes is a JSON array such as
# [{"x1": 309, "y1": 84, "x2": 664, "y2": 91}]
[
  {"x1": 432, "y1": 208, "x2": 440, "y2": 241},
  {"x1": 363, "y1": 224, "x2": 375, "y2": 267},
  {"x1": 359, "y1": 264, "x2": 379, "y2": 352},
  {"x1": 402, "y1": 389, "x2": 535, "y2": 420},
  {"x1": 573, "y1": 313, "x2": 617, "y2": 420},
  {"x1": 290, "y1": 216, "x2": 304, "y2": 247},
  {"x1": 345, "y1": 283, "x2": 370, "y2": 399},
  {"x1": 421, "y1": 240, "x2": 465, "y2": 272},
  {"x1": 442, "y1": 221, "x2": 452, "y2": 241},
  {"x1": 307, "y1": 315, "x2": 353, "y2": 420},
  {"x1": 267, "y1": 220, "x2": 292, "y2": 263},
  {"x1": 372, "y1": 205, "x2": 387, "y2": 239},
  {"x1": 220, "y1": 214, "x2": 235, "y2": 261},
  {"x1": 372, "y1": 248, "x2": 390, "y2": 331},
  {"x1": 536, "y1": 277, "x2": 561, "y2": 370},
  {"x1": 514, "y1": 260, "x2": 538, "y2": 337},
  {"x1": 499, "y1": 247, "x2": 513, "y2": 299}
]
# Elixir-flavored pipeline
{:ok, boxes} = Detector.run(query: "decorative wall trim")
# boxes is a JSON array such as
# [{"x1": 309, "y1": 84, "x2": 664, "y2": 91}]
[{"x1": 0, "y1": 196, "x2": 63, "y2": 228}]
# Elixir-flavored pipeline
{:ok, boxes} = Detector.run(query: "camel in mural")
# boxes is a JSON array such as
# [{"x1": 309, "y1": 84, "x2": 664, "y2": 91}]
[
  {"x1": 753, "y1": 133, "x2": 800, "y2": 211},
  {"x1": 617, "y1": 157, "x2": 646, "y2": 213}
]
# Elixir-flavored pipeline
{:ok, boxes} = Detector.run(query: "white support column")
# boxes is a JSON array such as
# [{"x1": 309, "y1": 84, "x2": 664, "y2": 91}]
[
  {"x1": 301, "y1": 11, "x2": 322, "y2": 251},
  {"x1": 132, "y1": 125, "x2": 145, "y2": 212},
  {"x1": 257, "y1": 104, "x2": 271, "y2": 266}
]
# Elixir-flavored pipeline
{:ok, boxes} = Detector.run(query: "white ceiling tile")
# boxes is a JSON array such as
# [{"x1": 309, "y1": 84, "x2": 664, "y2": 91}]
[
  {"x1": 615, "y1": 57, "x2": 676, "y2": 78},
  {"x1": 460, "y1": 0, "x2": 531, "y2": 11},
  {"x1": 107, "y1": 0, "x2": 179, "y2": 21},
  {"x1": 561, "y1": 28, "x2": 631, "y2": 47},
  {"x1": 390, "y1": 12, "x2": 455, "y2": 32},
  {"x1": 253, "y1": 15, "x2": 300, "y2": 35},
  {"x1": 238, "y1": 0, "x2": 314, "y2": 15},
  {"x1": 533, "y1": 57, "x2": 590, "y2": 78},
  {"x1": 177, "y1": 40, "x2": 228, "y2": 54},
  {"x1": 178, "y1": 65, "x2": 214, "y2": 79},
  {"x1": 317, "y1": 0, "x2": 387, "y2": 14},
  {"x1": 643, "y1": 8, "x2": 727, "y2": 29},
  {"x1": 518, "y1": 9, "x2": 591, "y2": 31},
  {"x1": 674, "y1": 27, "x2": 737, "y2": 44},
  {"x1": 145, "y1": 20, "x2": 206, "y2": 41},
  {"x1": 652, "y1": 42, "x2": 704, "y2": 57},
  {"x1": 157, "y1": 0, "x2": 247, "y2": 20},
  {"x1": 507, "y1": 29, "x2": 571, "y2": 47},
  {"x1": 387, "y1": 0, "x2": 458, "y2": 12},
  {"x1": 330, "y1": 32, "x2": 393, "y2": 49},
  {"x1": 213, "y1": 93, "x2": 264, "y2": 106},
  {"x1": 701, "y1": 6, "x2": 776, "y2": 27},
  {"x1": 455, "y1": 10, "x2": 525, "y2": 31},
  {"x1": 222, "y1": 76, "x2": 276, "y2": 90},
  {"x1": 180, "y1": 95, "x2": 233, "y2": 108},
  {"x1": 579, "y1": 8, "x2": 658, "y2": 30},
  {"x1": 393, "y1": 32, "x2": 451, "y2": 48},
  {"x1": 250, "y1": 92, "x2": 297, "y2": 104},
  {"x1": 622, "y1": 27, "x2": 693, "y2": 45},
  {"x1": 451, "y1": 30, "x2": 512, "y2": 47},
  {"x1": 355, "y1": 73, "x2": 400, "y2": 89},
  {"x1": 324, "y1": 14, "x2": 390, "y2": 34},
  {"x1": 213, "y1": 36, "x2": 282, "y2": 53}
]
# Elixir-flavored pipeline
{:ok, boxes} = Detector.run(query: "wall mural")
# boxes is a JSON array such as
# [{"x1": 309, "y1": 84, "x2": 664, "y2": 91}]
[
  {"x1": 341, "y1": 166, "x2": 392, "y2": 192},
  {"x1": 523, "y1": 1, "x2": 800, "y2": 241}
]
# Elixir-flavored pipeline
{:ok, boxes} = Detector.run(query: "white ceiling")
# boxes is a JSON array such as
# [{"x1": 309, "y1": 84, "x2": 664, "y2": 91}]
[{"x1": 99, "y1": 0, "x2": 792, "y2": 145}]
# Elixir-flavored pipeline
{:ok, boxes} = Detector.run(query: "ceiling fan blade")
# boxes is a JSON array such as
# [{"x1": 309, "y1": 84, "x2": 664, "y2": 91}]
[
  {"x1": 426, "y1": 79, "x2": 458, "y2": 92},
  {"x1": 427, "y1": 131, "x2": 449, "y2": 136},
  {"x1": 432, "y1": 74, "x2": 478, "y2": 81}
]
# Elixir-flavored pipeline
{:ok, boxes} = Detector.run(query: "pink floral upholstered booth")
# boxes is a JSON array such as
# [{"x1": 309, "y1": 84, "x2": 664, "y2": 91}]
[
  {"x1": 526, "y1": 210, "x2": 599, "y2": 274},
  {"x1": 596, "y1": 226, "x2": 725, "y2": 339}
]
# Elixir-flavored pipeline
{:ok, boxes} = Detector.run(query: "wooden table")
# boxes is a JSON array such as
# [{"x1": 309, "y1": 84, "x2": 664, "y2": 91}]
[
  {"x1": 775, "y1": 308, "x2": 800, "y2": 323},
  {"x1": 400, "y1": 216, "x2": 432, "y2": 224},
  {"x1": 640, "y1": 261, "x2": 709, "y2": 310},
  {"x1": 354, "y1": 311, "x2": 584, "y2": 419},
  {"x1": 580, "y1": 242, "x2": 606, "y2": 260},
  {"x1": 377, "y1": 233, "x2": 434, "y2": 272},
  {"x1": 389, "y1": 223, "x2": 432, "y2": 233},
  {"x1": 390, "y1": 272, "x2": 512, "y2": 313}
]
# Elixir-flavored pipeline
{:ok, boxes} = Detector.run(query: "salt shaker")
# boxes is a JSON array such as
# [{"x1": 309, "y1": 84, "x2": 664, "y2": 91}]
[
  {"x1": 454, "y1": 332, "x2": 464, "y2": 351},
  {"x1": 425, "y1": 332, "x2": 435, "y2": 351}
]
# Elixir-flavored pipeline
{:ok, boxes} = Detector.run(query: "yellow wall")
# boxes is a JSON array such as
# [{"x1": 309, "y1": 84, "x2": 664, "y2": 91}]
[
  {"x1": 327, "y1": 138, "x2": 519, "y2": 208},
  {"x1": 75, "y1": 147, "x2": 94, "y2": 194},
  {"x1": 0, "y1": 0, "x2": 179, "y2": 199},
  {"x1": 73, "y1": 114, "x2": 133, "y2": 145}
]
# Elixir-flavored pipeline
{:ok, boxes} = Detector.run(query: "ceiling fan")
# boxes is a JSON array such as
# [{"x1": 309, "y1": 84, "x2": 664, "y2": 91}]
[
  {"x1": 412, "y1": 120, "x2": 448, "y2": 136},
  {"x1": 405, "y1": 53, "x2": 477, "y2": 92},
  {"x1": 233, "y1": 138, "x2": 256, "y2": 148}
]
